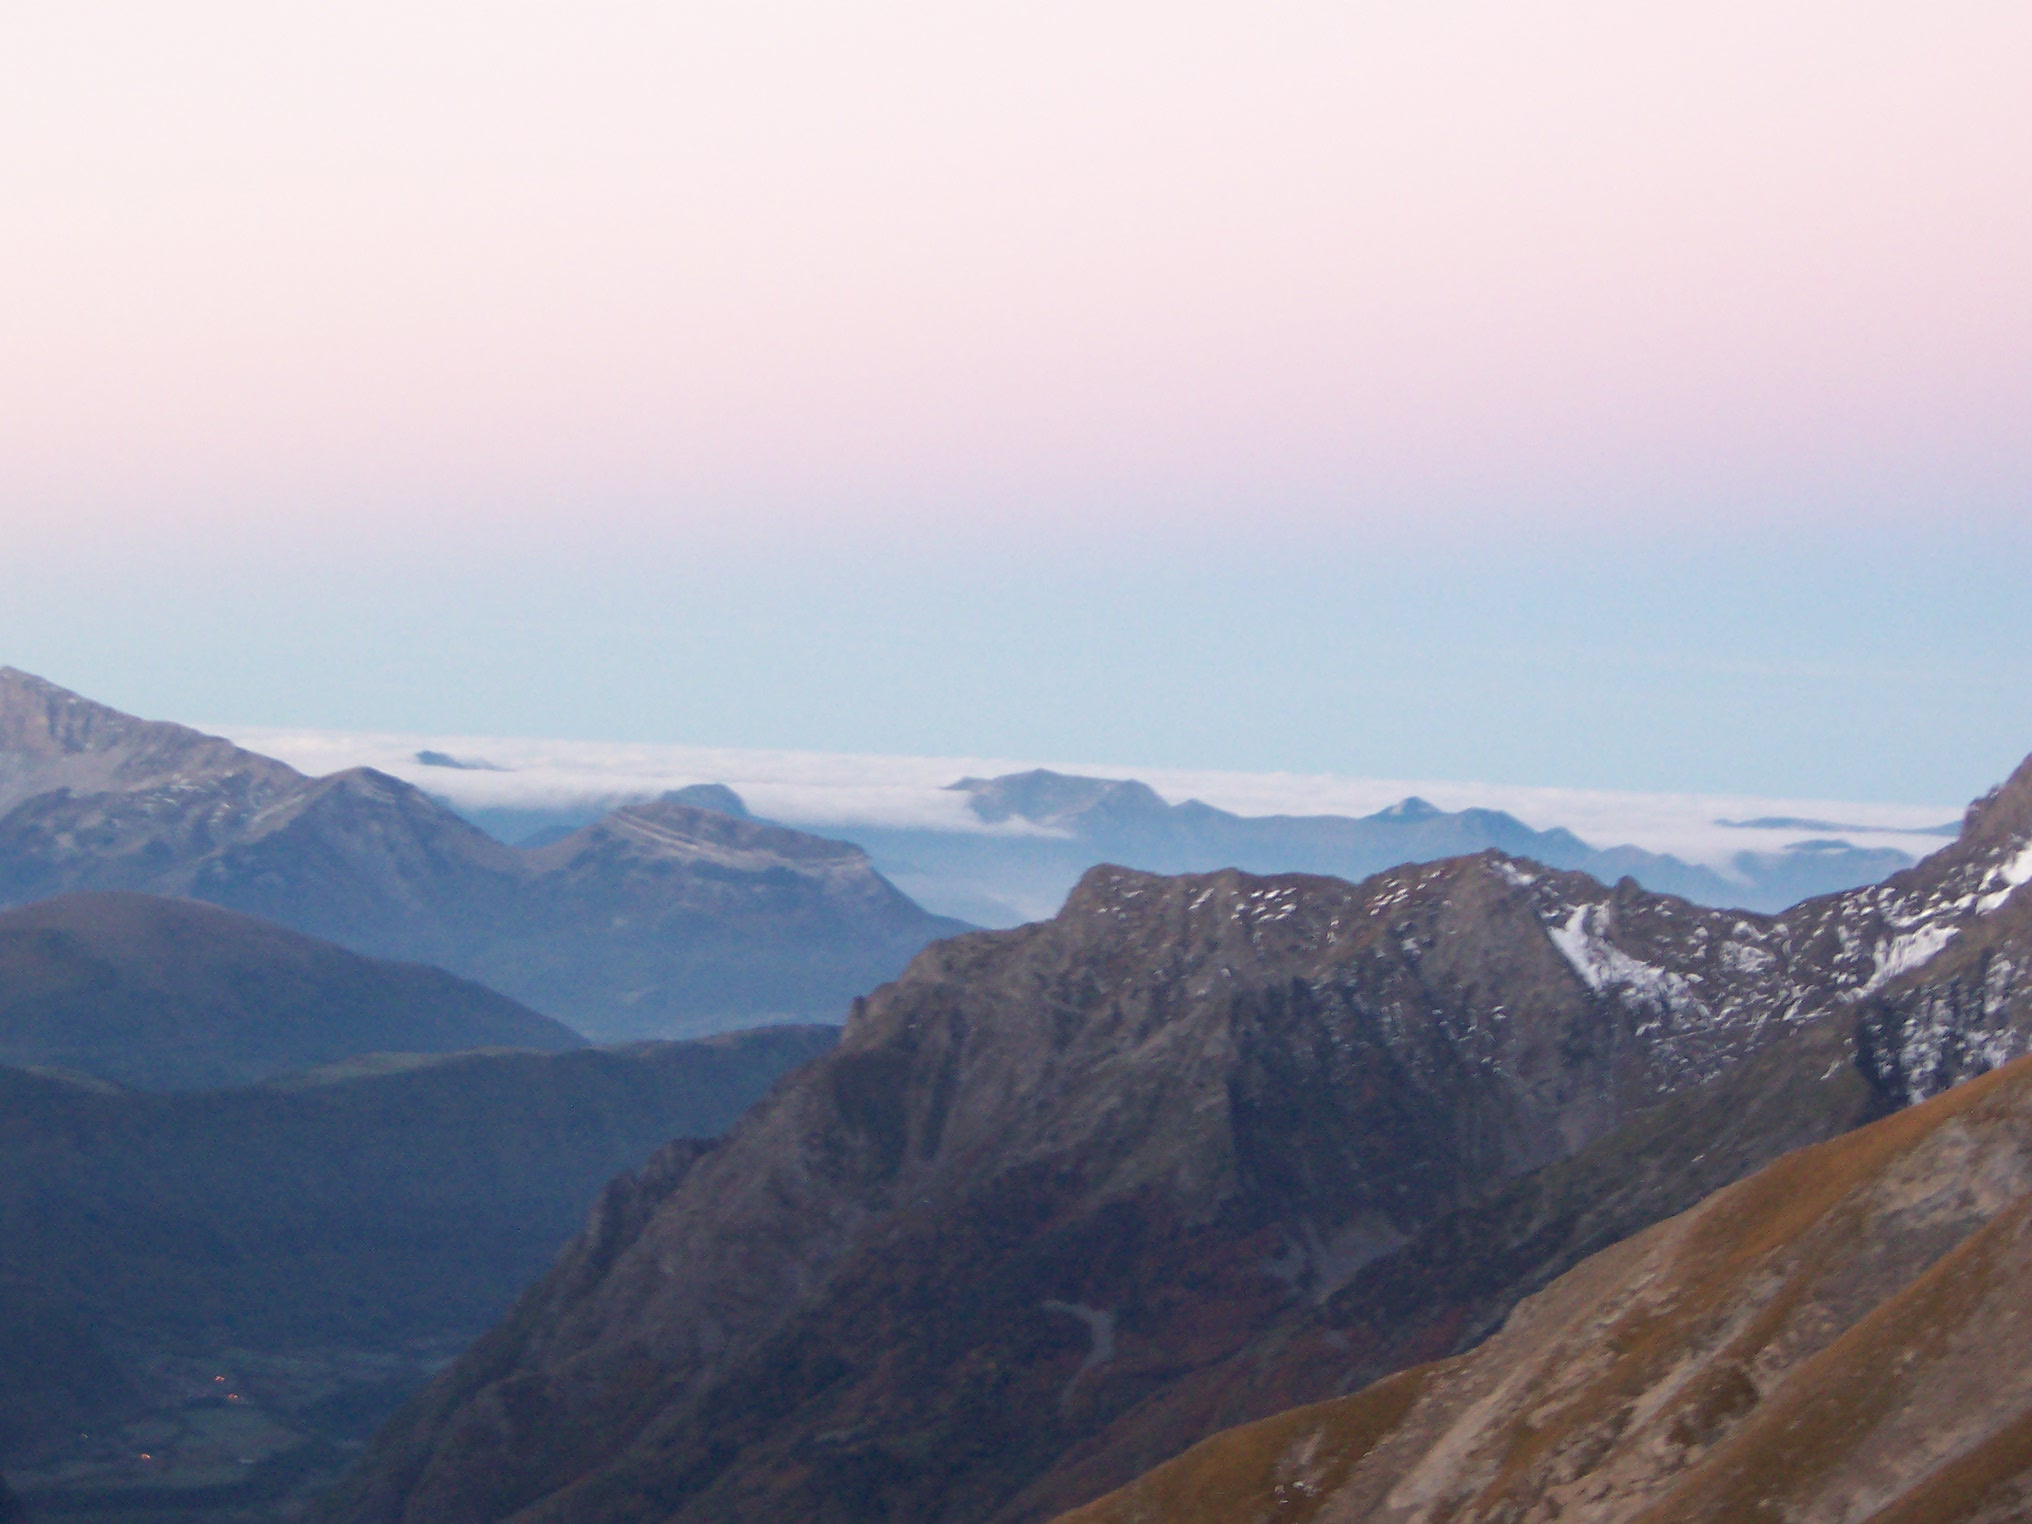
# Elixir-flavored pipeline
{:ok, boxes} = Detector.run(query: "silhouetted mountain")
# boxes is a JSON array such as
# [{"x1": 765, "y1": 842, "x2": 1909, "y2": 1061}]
[
  {"x1": 0, "y1": 892, "x2": 580, "y2": 1089},
  {"x1": 316, "y1": 757, "x2": 2032, "y2": 1524},
  {"x1": 0, "y1": 1025, "x2": 835, "y2": 1500},
  {"x1": 1058, "y1": 1051, "x2": 2032, "y2": 1524},
  {"x1": 0, "y1": 669, "x2": 966, "y2": 1037}
]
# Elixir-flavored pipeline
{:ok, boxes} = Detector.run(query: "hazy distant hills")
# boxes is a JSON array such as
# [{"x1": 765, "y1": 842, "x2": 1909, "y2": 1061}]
[
  {"x1": 468, "y1": 795, "x2": 967, "y2": 1039},
  {"x1": 317, "y1": 756, "x2": 2032, "y2": 1524},
  {"x1": 0, "y1": 1026, "x2": 836, "y2": 1495},
  {"x1": 0, "y1": 892, "x2": 580, "y2": 1089},
  {"x1": 833, "y1": 767, "x2": 1919, "y2": 925},
  {"x1": 0, "y1": 668, "x2": 967, "y2": 1038}
]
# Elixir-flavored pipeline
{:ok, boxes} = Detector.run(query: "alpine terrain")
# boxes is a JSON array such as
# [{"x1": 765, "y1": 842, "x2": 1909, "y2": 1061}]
[
  {"x1": 314, "y1": 755, "x2": 2032, "y2": 1524},
  {"x1": 1057, "y1": 1050, "x2": 2032, "y2": 1524}
]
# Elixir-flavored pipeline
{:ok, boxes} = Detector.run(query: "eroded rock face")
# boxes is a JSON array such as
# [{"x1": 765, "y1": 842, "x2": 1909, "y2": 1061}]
[
  {"x1": 312, "y1": 755, "x2": 2032, "y2": 1524},
  {"x1": 1058, "y1": 1054, "x2": 2032, "y2": 1524}
]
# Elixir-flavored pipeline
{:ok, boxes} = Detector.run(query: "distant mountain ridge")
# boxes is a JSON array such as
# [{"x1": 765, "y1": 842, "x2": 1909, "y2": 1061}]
[
  {"x1": 0, "y1": 668, "x2": 968, "y2": 1038},
  {"x1": 929, "y1": 766, "x2": 1916, "y2": 920},
  {"x1": 315, "y1": 754, "x2": 2032, "y2": 1524}
]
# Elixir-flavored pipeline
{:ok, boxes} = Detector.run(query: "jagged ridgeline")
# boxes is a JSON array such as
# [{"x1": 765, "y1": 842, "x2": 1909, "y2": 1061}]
[
  {"x1": 315, "y1": 756, "x2": 2032, "y2": 1524},
  {"x1": 0, "y1": 667, "x2": 969, "y2": 1038}
]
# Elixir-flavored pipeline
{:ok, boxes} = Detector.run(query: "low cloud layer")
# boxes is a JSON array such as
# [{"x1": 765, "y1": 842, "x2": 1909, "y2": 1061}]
[{"x1": 222, "y1": 726, "x2": 1958, "y2": 873}]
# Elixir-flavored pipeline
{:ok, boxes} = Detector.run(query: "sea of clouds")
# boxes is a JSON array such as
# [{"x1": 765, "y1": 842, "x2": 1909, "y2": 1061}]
[{"x1": 222, "y1": 727, "x2": 1960, "y2": 877}]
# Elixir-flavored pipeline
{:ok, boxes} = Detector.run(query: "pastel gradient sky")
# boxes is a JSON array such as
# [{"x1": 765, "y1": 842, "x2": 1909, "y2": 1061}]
[{"x1": 3, "y1": 2, "x2": 2028, "y2": 804}]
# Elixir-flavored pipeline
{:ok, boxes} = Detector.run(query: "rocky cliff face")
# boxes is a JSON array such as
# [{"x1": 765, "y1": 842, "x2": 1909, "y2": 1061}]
[
  {"x1": 1057, "y1": 1051, "x2": 2032, "y2": 1524},
  {"x1": 314, "y1": 755, "x2": 2032, "y2": 1524},
  {"x1": 0, "y1": 668, "x2": 967, "y2": 1036}
]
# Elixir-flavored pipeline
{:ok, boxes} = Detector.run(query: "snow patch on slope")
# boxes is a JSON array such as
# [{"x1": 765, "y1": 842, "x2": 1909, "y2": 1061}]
[
  {"x1": 1863, "y1": 924, "x2": 1963, "y2": 994},
  {"x1": 1549, "y1": 905, "x2": 1701, "y2": 1017},
  {"x1": 1976, "y1": 841, "x2": 2032, "y2": 914}
]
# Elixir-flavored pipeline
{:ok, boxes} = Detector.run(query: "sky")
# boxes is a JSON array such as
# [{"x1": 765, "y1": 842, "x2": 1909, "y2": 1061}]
[{"x1": 3, "y1": 1, "x2": 2028, "y2": 806}]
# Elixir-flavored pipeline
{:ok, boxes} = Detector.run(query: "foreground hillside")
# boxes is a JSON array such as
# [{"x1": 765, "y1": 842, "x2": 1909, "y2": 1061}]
[
  {"x1": 0, "y1": 891, "x2": 581, "y2": 1088},
  {"x1": 0, "y1": 667, "x2": 967, "y2": 1037},
  {"x1": 1058, "y1": 1051, "x2": 2032, "y2": 1524},
  {"x1": 314, "y1": 755, "x2": 2032, "y2": 1524},
  {"x1": 0, "y1": 1027, "x2": 836, "y2": 1514}
]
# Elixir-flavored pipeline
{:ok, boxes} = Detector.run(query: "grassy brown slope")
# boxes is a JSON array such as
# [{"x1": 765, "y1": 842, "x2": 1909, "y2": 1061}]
[
  {"x1": 1051, "y1": 1367, "x2": 1434, "y2": 1524},
  {"x1": 1054, "y1": 1056, "x2": 2032, "y2": 1524},
  {"x1": 999, "y1": 1012, "x2": 1888, "y2": 1523}
]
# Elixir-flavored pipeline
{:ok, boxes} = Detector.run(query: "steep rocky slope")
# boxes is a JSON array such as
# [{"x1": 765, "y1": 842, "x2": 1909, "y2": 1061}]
[
  {"x1": 1056, "y1": 1051, "x2": 2032, "y2": 1524},
  {"x1": 0, "y1": 668, "x2": 966, "y2": 1036},
  {"x1": 0, "y1": 891, "x2": 580, "y2": 1089},
  {"x1": 316, "y1": 755, "x2": 2032, "y2": 1524}
]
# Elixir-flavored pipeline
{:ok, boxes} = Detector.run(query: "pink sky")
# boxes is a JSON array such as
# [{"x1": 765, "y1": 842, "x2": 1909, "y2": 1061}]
[{"x1": 3, "y1": 1, "x2": 2029, "y2": 545}]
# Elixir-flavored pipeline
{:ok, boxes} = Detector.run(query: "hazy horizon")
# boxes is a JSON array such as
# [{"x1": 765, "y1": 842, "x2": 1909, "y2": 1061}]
[{"x1": 4, "y1": 2, "x2": 2027, "y2": 804}]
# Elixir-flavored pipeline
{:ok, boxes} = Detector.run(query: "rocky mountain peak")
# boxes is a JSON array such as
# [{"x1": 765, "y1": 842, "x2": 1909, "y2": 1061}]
[
  {"x1": 1371, "y1": 795, "x2": 1443, "y2": 821},
  {"x1": 0, "y1": 668, "x2": 299, "y2": 818},
  {"x1": 564, "y1": 796, "x2": 870, "y2": 869},
  {"x1": 0, "y1": 666, "x2": 124, "y2": 755},
  {"x1": 952, "y1": 769, "x2": 1171, "y2": 828},
  {"x1": 1958, "y1": 749, "x2": 2032, "y2": 853},
  {"x1": 659, "y1": 782, "x2": 750, "y2": 818}
]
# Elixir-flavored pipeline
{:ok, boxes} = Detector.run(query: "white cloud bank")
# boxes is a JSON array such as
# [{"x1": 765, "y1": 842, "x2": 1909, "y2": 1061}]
[{"x1": 221, "y1": 726, "x2": 1962, "y2": 873}]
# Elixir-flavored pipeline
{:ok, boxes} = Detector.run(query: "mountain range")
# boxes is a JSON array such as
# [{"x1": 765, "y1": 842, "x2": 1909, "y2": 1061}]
[
  {"x1": 314, "y1": 753, "x2": 2032, "y2": 1524},
  {"x1": 0, "y1": 668, "x2": 967, "y2": 1038},
  {"x1": 828, "y1": 767, "x2": 1919, "y2": 926}
]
